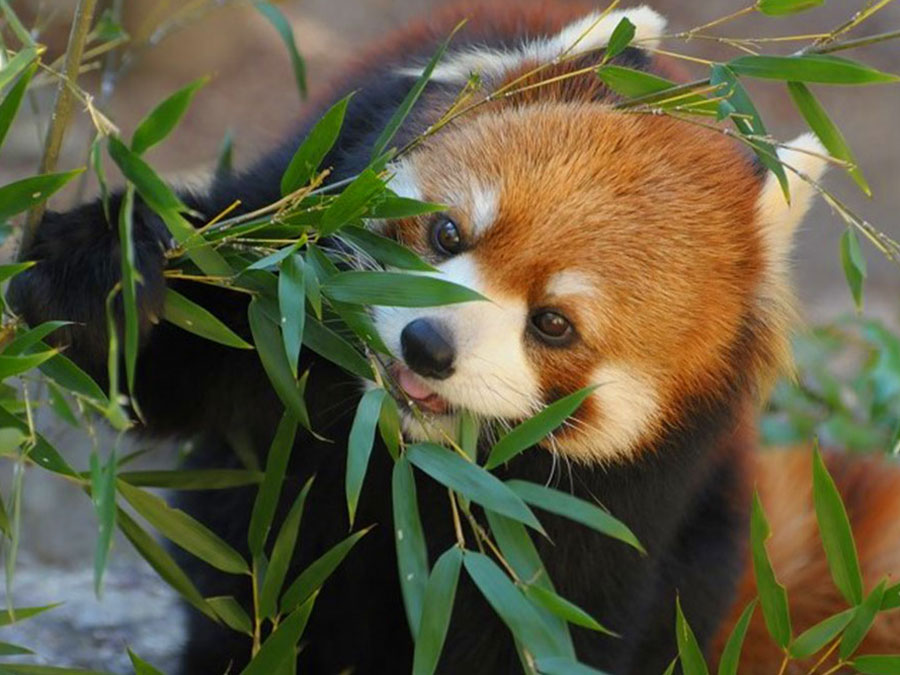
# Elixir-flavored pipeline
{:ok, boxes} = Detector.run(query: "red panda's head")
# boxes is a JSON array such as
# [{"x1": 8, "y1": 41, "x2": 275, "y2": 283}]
[{"x1": 369, "y1": 6, "x2": 828, "y2": 464}]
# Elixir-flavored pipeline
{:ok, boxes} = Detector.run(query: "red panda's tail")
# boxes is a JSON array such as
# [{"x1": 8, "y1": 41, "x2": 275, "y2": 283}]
[{"x1": 712, "y1": 448, "x2": 900, "y2": 673}]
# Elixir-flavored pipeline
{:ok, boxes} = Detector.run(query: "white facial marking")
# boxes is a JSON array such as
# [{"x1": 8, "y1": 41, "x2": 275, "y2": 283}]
[
  {"x1": 372, "y1": 254, "x2": 541, "y2": 430},
  {"x1": 545, "y1": 270, "x2": 596, "y2": 298},
  {"x1": 397, "y1": 7, "x2": 667, "y2": 83},
  {"x1": 757, "y1": 132, "x2": 828, "y2": 263},
  {"x1": 560, "y1": 364, "x2": 660, "y2": 463},
  {"x1": 470, "y1": 183, "x2": 499, "y2": 239},
  {"x1": 386, "y1": 159, "x2": 423, "y2": 201}
]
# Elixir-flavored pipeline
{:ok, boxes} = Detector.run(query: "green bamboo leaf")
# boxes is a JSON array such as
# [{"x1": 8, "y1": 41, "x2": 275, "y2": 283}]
[
  {"x1": 367, "y1": 196, "x2": 447, "y2": 220},
  {"x1": 0, "y1": 407, "x2": 76, "y2": 476},
  {"x1": 38, "y1": 351, "x2": 108, "y2": 405},
  {"x1": 603, "y1": 17, "x2": 635, "y2": 63},
  {"x1": 118, "y1": 186, "x2": 140, "y2": 394},
  {"x1": 319, "y1": 170, "x2": 385, "y2": 235},
  {"x1": 280, "y1": 95, "x2": 350, "y2": 195},
  {"x1": 881, "y1": 582, "x2": 900, "y2": 611},
  {"x1": 0, "y1": 642, "x2": 33, "y2": 656},
  {"x1": 717, "y1": 600, "x2": 757, "y2": 675},
  {"x1": 750, "y1": 491, "x2": 792, "y2": 648},
  {"x1": 90, "y1": 449, "x2": 117, "y2": 597},
  {"x1": 0, "y1": 428, "x2": 25, "y2": 455},
  {"x1": 346, "y1": 388, "x2": 387, "y2": 526},
  {"x1": 407, "y1": 443, "x2": 544, "y2": 533},
  {"x1": 370, "y1": 22, "x2": 462, "y2": 161},
  {"x1": 207, "y1": 595, "x2": 253, "y2": 636},
  {"x1": 392, "y1": 455, "x2": 430, "y2": 636},
  {"x1": 0, "y1": 62, "x2": 36, "y2": 152},
  {"x1": 0, "y1": 350, "x2": 59, "y2": 379},
  {"x1": 0, "y1": 604, "x2": 60, "y2": 627},
  {"x1": 0, "y1": 485, "x2": 9, "y2": 536},
  {"x1": 459, "y1": 411, "x2": 479, "y2": 463},
  {"x1": 813, "y1": 446, "x2": 863, "y2": 605},
  {"x1": 757, "y1": 0, "x2": 823, "y2": 15},
  {"x1": 163, "y1": 288, "x2": 252, "y2": 349},
  {"x1": 0, "y1": 170, "x2": 84, "y2": 222},
  {"x1": 729, "y1": 55, "x2": 899, "y2": 85},
  {"x1": 524, "y1": 584, "x2": 616, "y2": 636},
  {"x1": 662, "y1": 658, "x2": 678, "y2": 675},
  {"x1": 118, "y1": 480, "x2": 249, "y2": 575},
  {"x1": 595, "y1": 66, "x2": 718, "y2": 114},
  {"x1": 0, "y1": 261, "x2": 34, "y2": 283},
  {"x1": 246, "y1": 243, "x2": 302, "y2": 271},
  {"x1": 0, "y1": 667, "x2": 112, "y2": 674},
  {"x1": 840, "y1": 580, "x2": 887, "y2": 659},
  {"x1": 241, "y1": 593, "x2": 317, "y2": 675},
  {"x1": 302, "y1": 314, "x2": 373, "y2": 381},
  {"x1": 107, "y1": 137, "x2": 184, "y2": 213},
  {"x1": 853, "y1": 656, "x2": 900, "y2": 674},
  {"x1": 323, "y1": 270, "x2": 485, "y2": 307},
  {"x1": 340, "y1": 225, "x2": 437, "y2": 272},
  {"x1": 534, "y1": 658, "x2": 609, "y2": 675},
  {"x1": 787, "y1": 82, "x2": 870, "y2": 195},
  {"x1": 506, "y1": 480, "x2": 643, "y2": 553},
  {"x1": 248, "y1": 412, "x2": 299, "y2": 557},
  {"x1": 840, "y1": 229, "x2": 867, "y2": 311},
  {"x1": 412, "y1": 546, "x2": 463, "y2": 675},
  {"x1": 485, "y1": 386, "x2": 596, "y2": 469},
  {"x1": 254, "y1": 1, "x2": 307, "y2": 100},
  {"x1": 248, "y1": 299, "x2": 312, "y2": 429},
  {"x1": 789, "y1": 608, "x2": 854, "y2": 659},
  {"x1": 278, "y1": 254, "x2": 306, "y2": 377},
  {"x1": 676, "y1": 596, "x2": 710, "y2": 675},
  {"x1": 103, "y1": 288, "x2": 131, "y2": 431},
  {"x1": 131, "y1": 77, "x2": 208, "y2": 155},
  {"x1": 280, "y1": 527, "x2": 372, "y2": 613},
  {"x1": 119, "y1": 469, "x2": 263, "y2": 490},
  {"x1": 259, "y1": 476, "x2": 314, "y2": 619},
  {"x1": 0, "y1": 46, "x2": 39, "y2": 91},
  {"x1": 116, "y1": 508, "x2": 216, "y2": 620},
  {"x1": 90, "y1": 134, "x2": 111, "y2": 224},
  {"x1": 4, "y1": 321, "x2": 69, "y2": 355},
  {"x1": 710, "y1": 64, "x2": 790, "y2": 202},
  {"x1": 127, "y1": 649, "x2": 164, "y2": 675},
  {"x1": 463, "y1": 552, "x2": 564, "y2": 659},
  {"x1": 215, "y1": 128, "x2": 234, "y2": 180},
  {"x1": 378, "y1": 394, "x2": 402, "y2": 461}
]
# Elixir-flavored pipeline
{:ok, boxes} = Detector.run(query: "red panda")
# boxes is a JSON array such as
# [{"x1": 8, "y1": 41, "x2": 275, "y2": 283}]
[{"x1": 9, "y1": 2, "x2": 900, "y2": 673}]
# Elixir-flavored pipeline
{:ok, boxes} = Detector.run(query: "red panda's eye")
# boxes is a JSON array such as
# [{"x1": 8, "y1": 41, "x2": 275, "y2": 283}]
[
  {"x1": 431, "y1": 218, "x2": 463, "y2": 255},
  {"x1": 531, "y1": 311, "x2": 574, "y2": 343}
]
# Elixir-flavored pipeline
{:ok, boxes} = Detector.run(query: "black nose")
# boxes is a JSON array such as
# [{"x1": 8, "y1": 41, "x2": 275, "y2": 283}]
[{"x1": 401, "y1": 318, "x2": 456, "y2": 380}]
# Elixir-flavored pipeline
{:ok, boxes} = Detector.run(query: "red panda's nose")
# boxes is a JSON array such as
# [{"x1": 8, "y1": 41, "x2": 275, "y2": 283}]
[{"x1": 401, "y1": 318, "x2": 456, "y2": 380}]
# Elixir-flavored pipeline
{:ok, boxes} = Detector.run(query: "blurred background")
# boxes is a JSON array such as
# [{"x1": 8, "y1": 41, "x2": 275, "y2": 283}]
[{"x1": 1, "y1": 1, "x2": 898, "y2": 671}]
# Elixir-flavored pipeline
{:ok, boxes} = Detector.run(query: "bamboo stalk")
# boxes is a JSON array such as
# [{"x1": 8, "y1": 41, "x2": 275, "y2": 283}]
[{"x1": 21, "y1": 0, "x2": 99, "y2": 254}]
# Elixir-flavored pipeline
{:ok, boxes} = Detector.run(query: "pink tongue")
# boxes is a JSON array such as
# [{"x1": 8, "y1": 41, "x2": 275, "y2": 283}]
[{"x1": 397, "y1": 367, "x2": 436, "y2": 401}]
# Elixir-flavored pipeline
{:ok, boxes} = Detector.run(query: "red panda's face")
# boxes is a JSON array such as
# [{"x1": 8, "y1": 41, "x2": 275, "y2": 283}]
[{"x1": 371, "y1": 91, "x2": 825, "y2": 464}]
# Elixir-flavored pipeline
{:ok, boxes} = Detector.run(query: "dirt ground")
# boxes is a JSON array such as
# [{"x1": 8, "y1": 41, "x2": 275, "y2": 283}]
[{"x1": 0, "y1": 1, "x2": 898, "y2": 672}]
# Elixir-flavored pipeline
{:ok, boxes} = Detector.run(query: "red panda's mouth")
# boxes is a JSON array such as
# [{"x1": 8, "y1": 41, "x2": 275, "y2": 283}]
[{"x1": 388, "y1": 362, "x2": 450, "y2": 415}]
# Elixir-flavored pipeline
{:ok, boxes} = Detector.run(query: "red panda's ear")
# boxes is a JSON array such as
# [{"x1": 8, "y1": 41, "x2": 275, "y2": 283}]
[
  {"x1": 757, "y1": 132, "x2": 829, "y2": 261},
  {"x1": 401, "y1": 6, "x2": 667, "y2": 84}
]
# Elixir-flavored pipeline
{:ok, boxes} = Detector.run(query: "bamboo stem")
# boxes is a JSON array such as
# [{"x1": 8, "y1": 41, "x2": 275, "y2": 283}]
[{"x1": 22, "y1": 0, "x2": 99, "y2": 254}]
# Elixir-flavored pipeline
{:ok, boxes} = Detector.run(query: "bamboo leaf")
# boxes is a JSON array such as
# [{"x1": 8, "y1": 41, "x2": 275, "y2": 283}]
[
  {"x1": 280, "y1": 527, "x2": 372, "y2": 613},
  {"x1": 90, "y1": 449, "x2": 117, "y2": 597},
  {"x1": 787, "y1": 82, "x2": 870, "y2": 195},
  {"x1": 278, "y1": 254, "x2": 306, "y2": 377},
  {"x1": 340, "y1": 225, "x2": 437, "y2": 272},
  {"x1": 596, "y1": 66, "x2": 718, "y2": 114},
  {"x1": 280, "y1": 95, "x2": 350, "y2": 195},
  {"x1": 163, "y1": 288, "x2": 252, "y2": 349},
  {"x1": 750, "y1": 492, "x2": 792, "y2": 648},
  {"x1": 881, "y1": 582, "x2": 900, "y2": 611},
  {"x1": 485, "y1": 387, "x2": 596, "y2": 469},
  {"x1": 506, "y1": 480, "x2": 643, "y2": 553},
  {"x1": 378, "y1": 394, "x2": 402, "y2": 461},
  {"x1": 118, "y1": 186, "x2": 140, "y2": 395},
  {"x1": 302, "y1": 314, "x2": 373, "y2": 381},
  {"x1": 127, "y1": 649, "x2": 164, "y2": 675},
  {"x1": 757, "y1": 0, "x2": 824, "y2": 15},
  {"x1": 4, "y1": 321, "x2": 69, "y2": 355},
  {"x1": 853, "y1": 656, "x2": 900, "y2": 674},
  {"x1": 717, "y1": 600, "x2": 757, "y2": 675},
  {"x1": 524, "y1": 584, "x2": 616, "y2": 636},
  {"x1": 534, "y1": 658, "x2": 609, "y2": 675},
  {"x1": 367, "y1": 196, "x2": 447, "y2": 221},
  {"x1": 789, "y1": 608, "x2": 854, "y2": 659},
  {"x1": 346, "y1": 388, "x2": 387, "y2": 526},
  {"x1": 319, "y1": 169, "x2": 385, "y2": 235},
  {"x1": 324, "y1": 270, "x2": 485, "y2": 307},
  {"x1": 676, "y1": 596, "x2": 709, "y2": 675},
  {"x1": 38, "y1": 351, "x2": 108, "y2": 405},
  {"x1": 119, "y1": 469, "x2": 263, "y2": 490},
  {"x1": 0, "y1": 63, "x2": 36, "y2": 152},
  {"x1": 259, "y1": 476, "x2": 314, "y2": 619},
  {"x1": 240, "y1": 594, "x2": 317, "y2": 675},
  {"x1": 840, "y1": 229, "x2": 867, "y2": 311},
  {"x1": 729, "y1": 55, "x2": 899, "y2": 85},
  {"x1": 412, "y1": 547, "x2": 463, "y2": 675},
  {"x1": 248, "y1": 412, "x2": 299, "y2": 557},
  {"x1": 0, "y1": 604, "x2": 60, "y2": 627},
  {"x1": 0, "y1": 46, "x2": 39, "y2": 91},
  {"x1": 0, "y1": 642, "x2": 33, "y2": 656},
  {"x1": 107, "y1": 137, "x2": 184, "y2": 212},
  {"x1": 0, "y1": 171, "x2": 84, "y2": 222},
  {"x1": 254, "y1": 1, "x2": 307, "y2": 100},
  {"x1": 813, "y1": 446, "x2": 863, "y2": 605},
  {"x1": 840, "y1": 580, "x2": 887, "y2": 660},
  {"x1": 407, "y1": 443, "x2": 544, "y2": 533},
  {"x1": 0, "y1": 351, "x2": 59, "y2": 379},
  {"x1": 393, "y1": 455, "x2": 430, "y2": 637},
  {"x1": 207, "y1": 596, "x2": 253, "y2": 636},
  {"x1": 131, "y1": 77, "x2": 208, "y2": 155},
  {"x1": 0, "y1": 261, "x2": 35, "y2": 283},
  {"x1": 604, "y1": 18, "x2": 636, "y2": 62},
  {"x1": 118, "y1": 480, "x2": 249, "y2": 575}
]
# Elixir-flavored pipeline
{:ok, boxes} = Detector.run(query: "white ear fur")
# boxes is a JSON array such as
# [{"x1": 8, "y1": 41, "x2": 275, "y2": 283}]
[
  {"x1": 399, "y1": 6, "x2": 667, "y2": 83},
  {"x1": 757, "y1": 132, "x2": 829, "y2": 260}
]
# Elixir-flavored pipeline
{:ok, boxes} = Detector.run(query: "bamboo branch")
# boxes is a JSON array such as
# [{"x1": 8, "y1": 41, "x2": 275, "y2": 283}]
[{"x1": 21, "y1": 0, "x2": 99, "y2": 254}]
